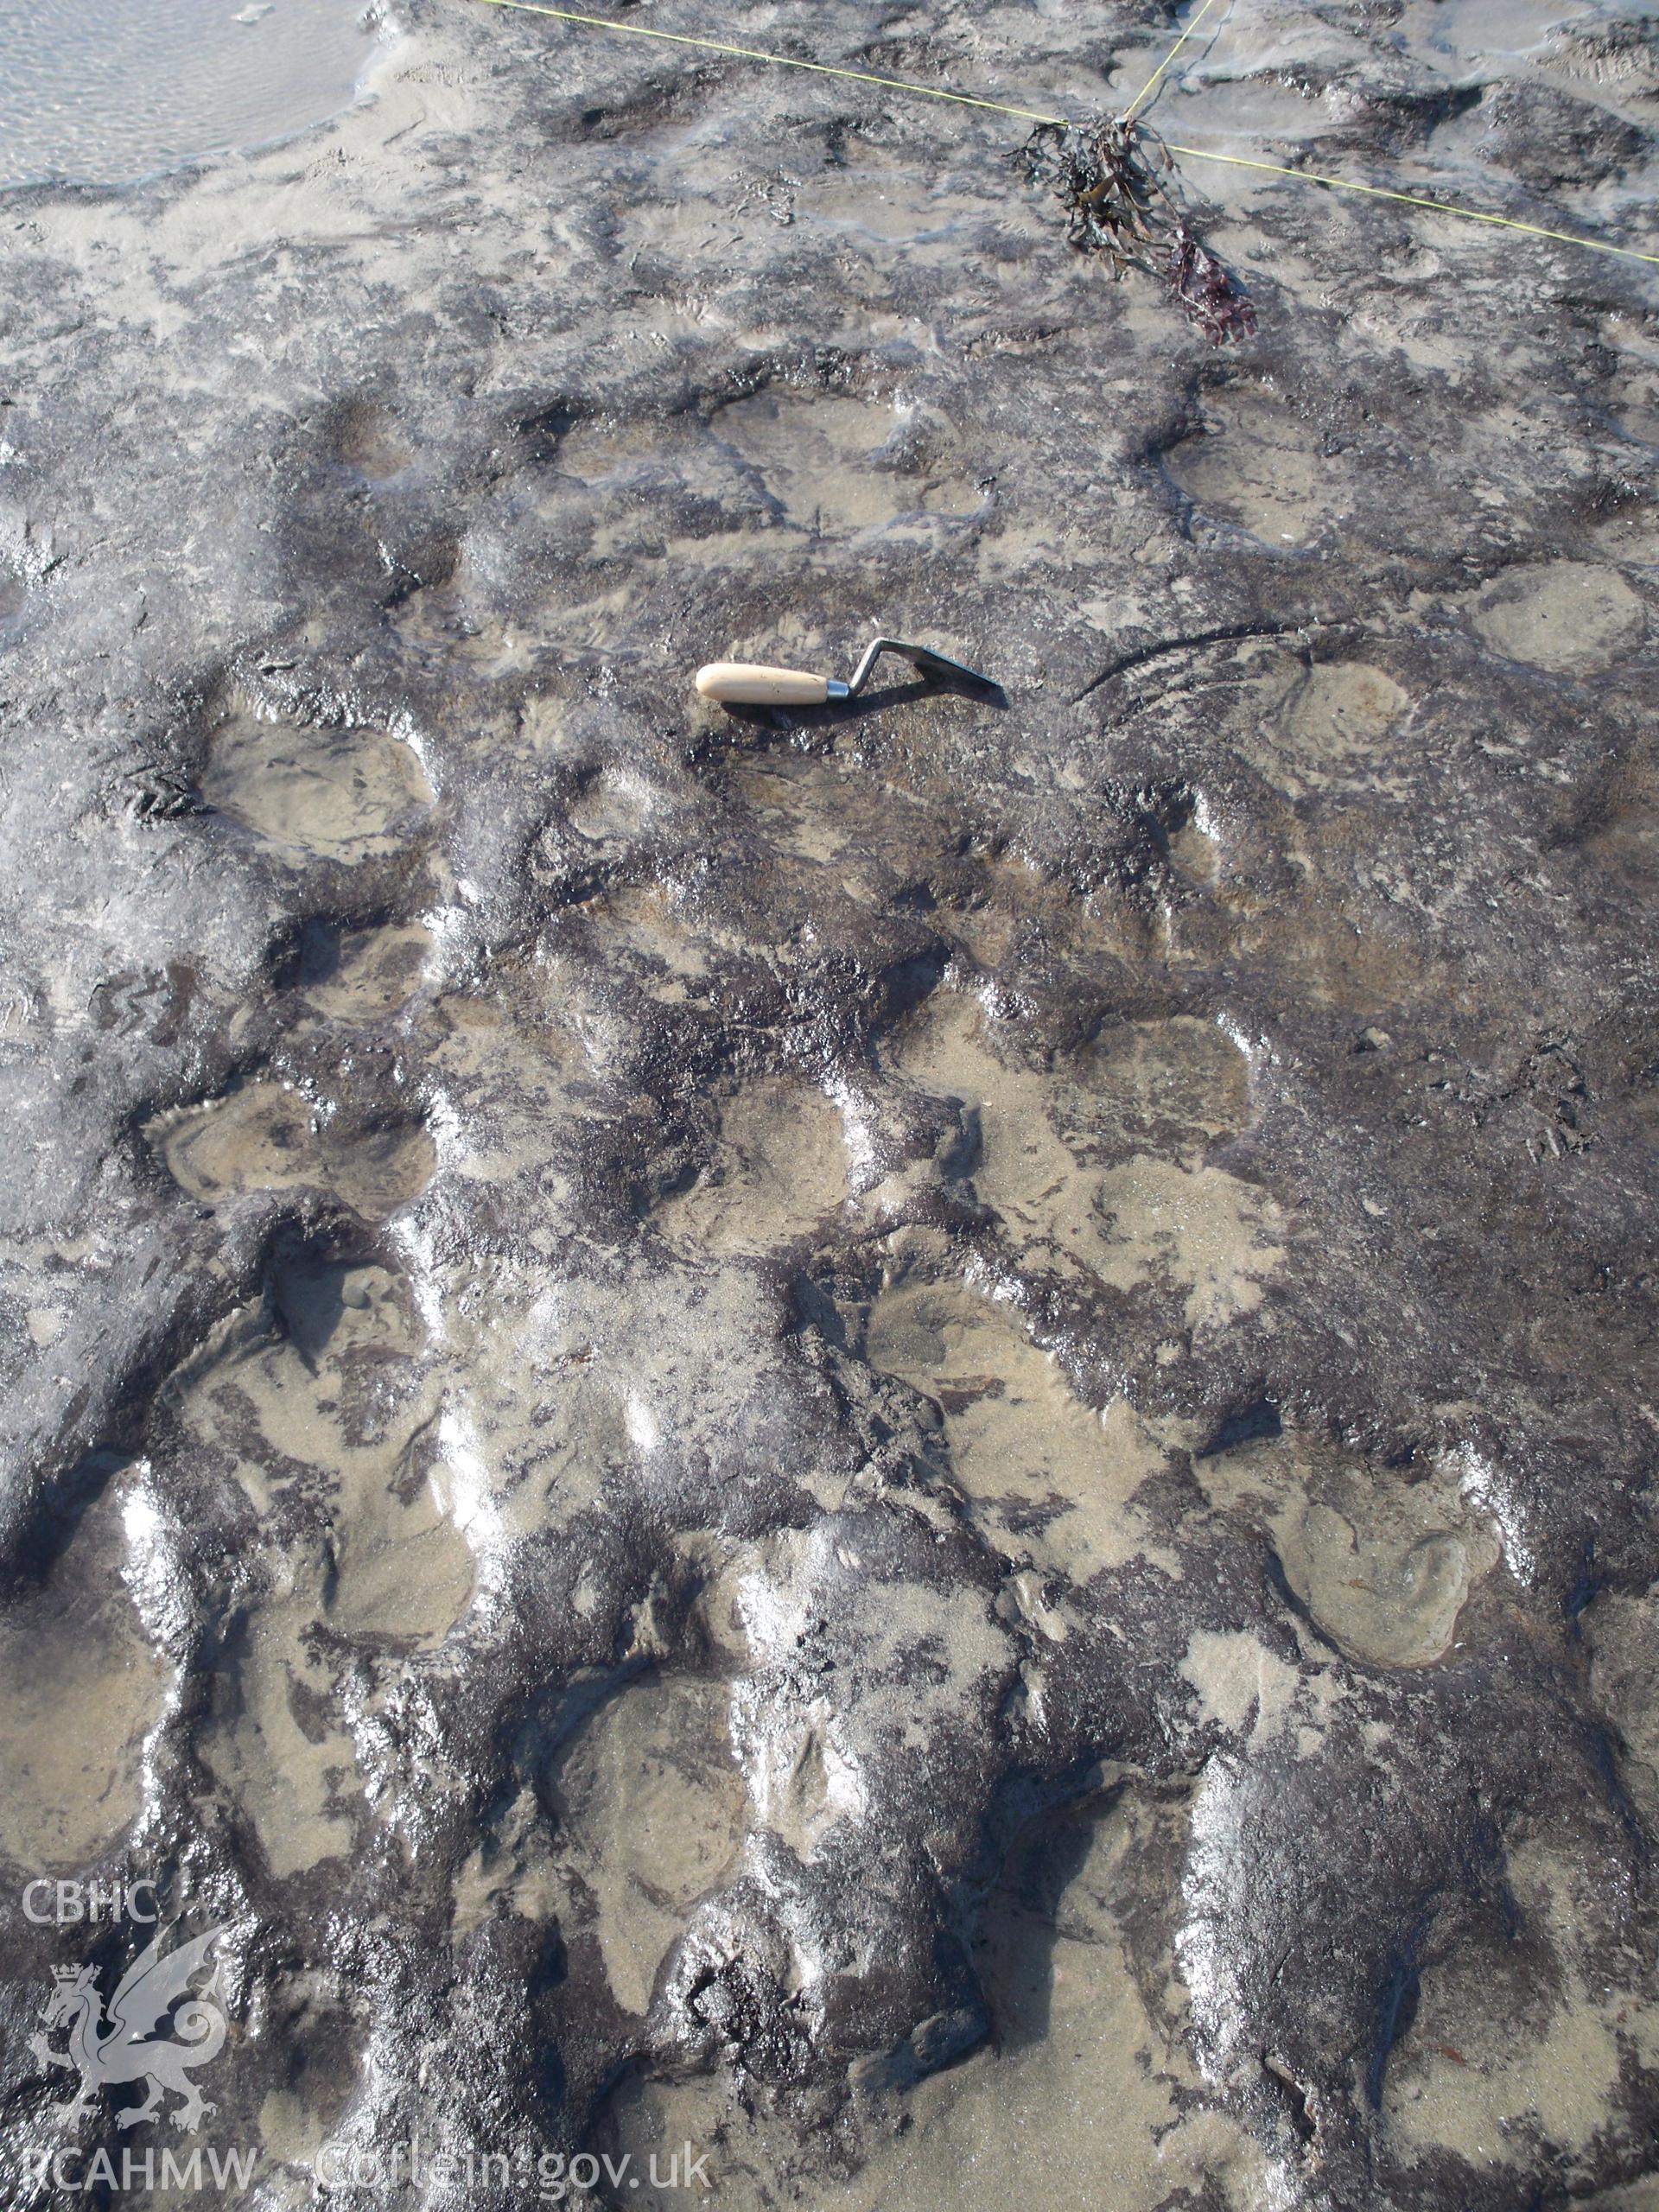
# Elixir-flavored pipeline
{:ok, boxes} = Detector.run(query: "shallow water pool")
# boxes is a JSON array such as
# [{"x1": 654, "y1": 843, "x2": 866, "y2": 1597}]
[{"x1": 0, "y1": 0, "x2": 383, "y2": 190}]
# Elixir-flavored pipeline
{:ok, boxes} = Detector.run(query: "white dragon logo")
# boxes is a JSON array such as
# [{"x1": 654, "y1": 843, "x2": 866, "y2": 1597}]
[{"x1": 29, "y1": 1924, "x2": 226, "y2": 2133}]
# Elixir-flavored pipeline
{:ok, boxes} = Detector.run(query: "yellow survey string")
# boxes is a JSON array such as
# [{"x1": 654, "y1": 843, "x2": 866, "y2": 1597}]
[
  {"x1": 1163, "y1": 142, "x2": 1659, "y2": 265},
  {"x1": 469, "y1": 0, "x2": 1659, "y2": 271},
  {"x1": 1119, "y1": 0, "x2": 1227, "y2": 124},
  {"x1": 471, "y1": 0, "x2": 1066, "y2": 124}
]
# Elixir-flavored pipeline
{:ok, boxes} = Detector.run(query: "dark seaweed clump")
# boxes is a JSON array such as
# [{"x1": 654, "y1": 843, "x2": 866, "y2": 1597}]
[{"x1": 1018, "y1": 118, "x2": 1257, "y2": 344}]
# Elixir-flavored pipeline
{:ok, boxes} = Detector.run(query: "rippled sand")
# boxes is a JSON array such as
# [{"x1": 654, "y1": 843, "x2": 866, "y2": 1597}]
[{"x1": 0, "y1": 0, "x2": 380, "y2": 188}]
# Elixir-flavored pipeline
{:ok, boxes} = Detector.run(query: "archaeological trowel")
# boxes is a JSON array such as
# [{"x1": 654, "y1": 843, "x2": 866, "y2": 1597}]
[{"x1": 694, "y1": 636, "x2": 1001, "y2": 708}]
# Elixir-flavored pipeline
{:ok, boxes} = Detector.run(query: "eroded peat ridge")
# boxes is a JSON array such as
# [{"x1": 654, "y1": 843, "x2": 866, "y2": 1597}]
[{"x1": 1, "y1": 0, "x2": 1657, "y2": 2205}]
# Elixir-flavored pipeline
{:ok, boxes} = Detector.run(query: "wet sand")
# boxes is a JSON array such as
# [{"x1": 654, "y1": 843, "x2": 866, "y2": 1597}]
[
  {"x1": 0, "y1": 0, "x2": 383, "y2": 189},
  {"x1": 1, "y1": 0, "x2": 1657, "y2": 2205}
]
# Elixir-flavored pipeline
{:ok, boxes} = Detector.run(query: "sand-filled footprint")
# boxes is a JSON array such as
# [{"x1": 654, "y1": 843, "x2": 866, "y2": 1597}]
[
  {"x1": 867, "y1": 1271, "x2": 1170, "y2": 1582},
  {"x1": 1164, "y1": 386, "x2": 1349, "y2": 546},
  {"x1": 1088, "y1": 1157, "x2": 1284, "y2": 1335},
  {"x1": 892, "y1": 992, "x2": 1280, "y2": 1332},
  {"x1": 1383, "y1": 1831, "x2": 1649, "y2": 2171},
  {"x1": 1195, "y1": 1431, "x2": 1498, "y2": 1668},
  {"x1": 181, "y1": 1260, "x2": 476, "y2": 1866},
  {"x1": 201, "y1": 1605, "x2": 359, "y2": 1878},
  {"x1": 659, "y1": 1077, "x2": 849, "y2": 1256},
  {"x1": 893, "y1": 993, "x2": 1127, "y2": 1280},
  {"x1": 1584, "y1": 1584, "x2": 1659, "y2": 1827},
  {"x1": 149, "y1": 1080, "x2": 435, "y2": 1220},
  {"x1": 420, "y1": 993, "x2": 595, "y2": 1183},
  {"x1": 549, "y1": 1676, "x2": 747, "y2": 2016},
  {"x1": 201, "y1": 709, "x2": 433, "y2": 860},
  {"x1": 1471, "y1": 560, "x2": 1646, "y2": 675},
  {"x1": 863, "y1": 1789, "x2": 1231, "y2": 2210},
  {"x1": 1264, "y1": 660, "x2": 1413, "y2": 796},
  {"x1": 1280, "y1": 1505, "x2": 1476, "y2": 1671},
  {"x1": 298, "y1": 920, "x2": 432, "y2": 1020},
  {"x1": 0, "y1": 1479, "x2": 174, "y2": 1870},
  {"x1": 1077, "y1": 1015, "x2": 1253, "y2": 1160},
  {"x1": 599, "y1": 1787, "x2": 1259, "y2": 2212},
  {"x1": 713, "y1": 391, "x2": 979, "y2": 533},
  {"x1": 176, "y1": 1258, "x2": 474, "y2": 1649}
]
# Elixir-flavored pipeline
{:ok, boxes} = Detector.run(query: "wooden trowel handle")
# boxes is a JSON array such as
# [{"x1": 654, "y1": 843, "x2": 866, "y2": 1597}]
[{"x1": 695, "y1": 661, "x2": 830, "y2": 706}]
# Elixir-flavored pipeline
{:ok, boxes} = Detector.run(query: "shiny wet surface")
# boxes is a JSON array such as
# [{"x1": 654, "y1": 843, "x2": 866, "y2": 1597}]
[
  {"x1": 0, "y1": 0, "x2": 381, "y2": 188},
  {"x1": 0, "y1": 0, "x2": 1656, "y2": 2205}
]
